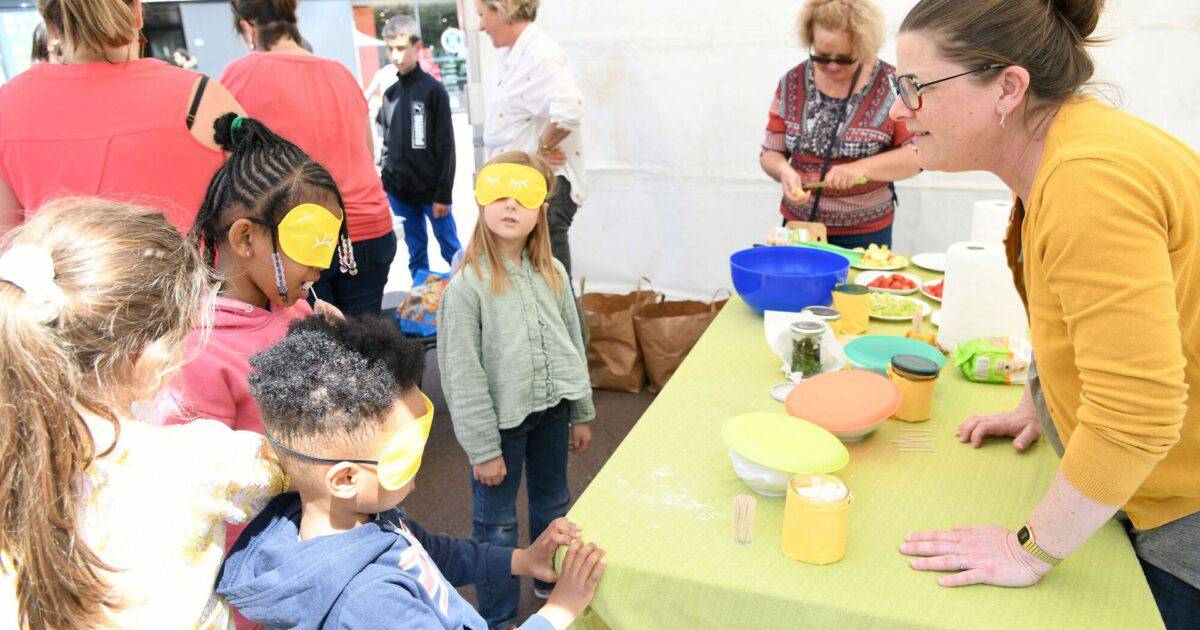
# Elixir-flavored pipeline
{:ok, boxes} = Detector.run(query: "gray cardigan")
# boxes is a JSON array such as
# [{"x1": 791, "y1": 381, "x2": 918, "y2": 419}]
[{"x1": 437, "y1": 252, "x2": 594, "y2": 464}]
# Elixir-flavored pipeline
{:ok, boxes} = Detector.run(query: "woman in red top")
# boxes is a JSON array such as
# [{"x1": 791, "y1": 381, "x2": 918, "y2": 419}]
[
  {"x1": 0, "y1": 0, "x2": 243, "y2": 235},
  {"x1": 222, "y1": 0, "x2": 396, "y2": 316},
  {"x1": 759, "y1": 0, "x2": 921, "y2": 249}
]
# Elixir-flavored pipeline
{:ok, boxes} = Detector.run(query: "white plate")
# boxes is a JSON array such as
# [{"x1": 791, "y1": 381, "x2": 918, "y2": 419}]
[
  {"x1": 851, "y1": 255, "x2": 909, "y2": 271},
  {"x1": 855, "y1": 270, "x2": 922, "y2": 295},
  {"x1": 869, "y1": 296, "x2": 932, "y2": 321},
  {"x1": 920, "y1": 278, "x2": 943, "y2": 303},
  {"x1": 911, "y1": 252, "x2": 947, "y2": 273},
  {"x1": 930, "y1": 311, "x2": 942, "y2": 327}
]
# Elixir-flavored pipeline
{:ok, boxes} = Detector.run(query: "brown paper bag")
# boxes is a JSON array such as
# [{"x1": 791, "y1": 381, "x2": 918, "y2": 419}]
[
  {"x1": 633, "y1": 290, "x2": 730, "y2": 392},
  {"x1": 579, "y1": 278, "x2": 659, "y2": 393}
]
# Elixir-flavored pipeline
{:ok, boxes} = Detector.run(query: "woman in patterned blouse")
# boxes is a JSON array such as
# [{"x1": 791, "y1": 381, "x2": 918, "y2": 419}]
[{"x1": 760, "y1": 0, "x2": 921, "y2": 249}]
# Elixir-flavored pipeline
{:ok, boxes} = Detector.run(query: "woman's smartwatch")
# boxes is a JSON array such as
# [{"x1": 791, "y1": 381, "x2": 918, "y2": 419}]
[{"x1": 1017, "y1": 524, "x2": 1062, "y2": 567}]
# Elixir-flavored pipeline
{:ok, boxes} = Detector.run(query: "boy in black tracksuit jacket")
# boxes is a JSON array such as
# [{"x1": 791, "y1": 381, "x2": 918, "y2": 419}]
[{"x1": 377, "y1": 44, "x2": 461, "y2": 281}]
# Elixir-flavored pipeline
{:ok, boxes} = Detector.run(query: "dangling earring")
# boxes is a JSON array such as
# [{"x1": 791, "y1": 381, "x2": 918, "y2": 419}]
[
  {"x1": 338, "y1": 236, "x2": 359, "y2": 276},
  {"x1": 271, "y1": 251, "x2": 288, "y2": 297},
  {"x1": 999, "y1": 105, "x2": 1008, "y2": 129}
]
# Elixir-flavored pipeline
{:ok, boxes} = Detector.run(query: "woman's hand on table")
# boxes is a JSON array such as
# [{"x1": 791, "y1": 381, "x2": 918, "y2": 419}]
[
  {"x1": 824, "y1": 163, "x2": 867, "y2": 190},
  {"x1": 900, "y1": 525, "x2": 1052, "y2": 587},
  {"x1": 780, "y1": 167, "x2": 810, "y2": 205},
  {"x1": 957, "y1": 389, "x2": 1040, "y2": 451}
]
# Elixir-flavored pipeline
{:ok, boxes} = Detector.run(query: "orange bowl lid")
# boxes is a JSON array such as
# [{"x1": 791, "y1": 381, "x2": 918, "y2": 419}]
[{"x1": 785, "y1": 370, "x2": 902, "y2": 430}]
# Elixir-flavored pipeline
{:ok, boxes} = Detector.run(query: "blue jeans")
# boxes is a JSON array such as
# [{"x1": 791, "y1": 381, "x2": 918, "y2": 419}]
[
  {"x1": 388, "y1": 193, "x2": 462, "y2": 280},
  {"x1": 471, "y1": 401, "x2": 571, "y2": 630},
  {"x1": 1139, "y1": 556, "x2": 1200, "y2": 630},
  {"x1": 312, "y1": 231, "x2": 397, "y2": 317},
  {"x1": 827, "y1": 223, "x2": 893, "y2": 250}
]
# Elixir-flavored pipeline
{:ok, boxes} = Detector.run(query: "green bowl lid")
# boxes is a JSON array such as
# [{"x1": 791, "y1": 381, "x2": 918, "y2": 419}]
[
  {"x1": 844, "y1": 335, "x2": 947, "y2": 373},
  {"x1": 720, "y1": 412, "x2": 849, "y2": 474}
]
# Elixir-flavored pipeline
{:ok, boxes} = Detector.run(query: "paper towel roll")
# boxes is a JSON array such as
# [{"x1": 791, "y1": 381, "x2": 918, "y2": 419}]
[
  {"x1": 937, "y1": 241, "x2": 1028, "y2": 353},
  {"x1": 970, "y1": 199, "x2": 1013, "y2": 244}
]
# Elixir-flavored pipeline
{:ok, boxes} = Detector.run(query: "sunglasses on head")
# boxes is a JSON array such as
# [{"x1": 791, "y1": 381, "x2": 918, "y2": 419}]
[{"x1": 810, "y1": 49, "x2": 857, "y2": 66}]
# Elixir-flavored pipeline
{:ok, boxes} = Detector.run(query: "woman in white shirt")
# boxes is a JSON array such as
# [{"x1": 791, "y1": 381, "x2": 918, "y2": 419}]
[{"x1": 475, "y1": 0, "x2": 587, "y2": 277}]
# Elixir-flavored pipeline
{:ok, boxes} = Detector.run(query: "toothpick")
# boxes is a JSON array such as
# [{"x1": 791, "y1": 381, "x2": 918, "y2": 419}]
[
  {"x1": 912, "y1": 308, "x2": 923, "y2": 334},
  {"x1": 733, "y1": 495, "x2": 755, "y2": 545}
]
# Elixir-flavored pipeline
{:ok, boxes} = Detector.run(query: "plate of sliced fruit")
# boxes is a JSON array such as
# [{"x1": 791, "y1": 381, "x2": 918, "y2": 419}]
[
  {"x1": 855, "y1": 271, "x2": 922, "y2": 295},
  {"x1": 851, "y1": 244, "x2": 908, "y2": 271},
  {"x1": 921, "y1": 278, "x2": 944, "y2": 302},
  {"x1": 869, "y1": 293, "x2": 932, "y2": 321}
]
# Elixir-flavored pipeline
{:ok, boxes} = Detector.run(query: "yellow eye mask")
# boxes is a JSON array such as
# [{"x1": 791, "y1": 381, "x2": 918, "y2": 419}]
[
  {"x1": 376, "y1": 393, "x2": 435, "y2": 491},
  {"x1": 263, "y1": 393, "x2": 434, "y2": 492},
  {"x1": 276, "y1": 203, "x2": 343, "y2": 269},
  {"x1": 474, "y1": 163, "x2": 548, "y2": 210}
]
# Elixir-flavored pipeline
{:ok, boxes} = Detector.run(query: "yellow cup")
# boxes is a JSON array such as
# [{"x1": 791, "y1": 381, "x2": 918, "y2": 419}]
[
  {"x1": 832, "y1": 285, "x2": 870, "y2": 335},
  {"x1": 781, "y1": 473, "x2": 852, "y2": 565},
  {"x1": 888, "y1": 355, "x2": 940, "y2": 422}
]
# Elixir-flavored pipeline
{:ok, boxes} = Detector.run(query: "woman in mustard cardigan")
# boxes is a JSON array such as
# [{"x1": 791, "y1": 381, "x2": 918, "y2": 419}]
[{"x1": 888, "y1": 0, "x2": 1200, "y2": 625}]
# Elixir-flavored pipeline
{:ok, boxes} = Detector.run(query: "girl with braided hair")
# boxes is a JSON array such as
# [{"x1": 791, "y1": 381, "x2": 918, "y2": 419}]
[
  {"x1": 163, "y1": 113, "x2": 351, "y2": 573},
  {"x1": 166, "y1": 111, "x2": 351, "y2": 432}
]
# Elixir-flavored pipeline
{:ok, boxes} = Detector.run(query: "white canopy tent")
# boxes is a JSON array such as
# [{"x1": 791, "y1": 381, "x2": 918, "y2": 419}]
[{"x1": 461, "y1": 0, "x2": 1200, "y2": 298}]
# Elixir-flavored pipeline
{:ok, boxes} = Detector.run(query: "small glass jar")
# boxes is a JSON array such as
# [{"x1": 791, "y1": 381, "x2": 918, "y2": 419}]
[
  {"x1": 888, "y1": 354, "x2": 941, "y2": 422},
  {"x1": 832, "y1": 284, "x2": 870, "y2": 335},
  {"x1": 802, "y1": 306, "x2": 842, "y2": 335},
  {"x1": 789, "y1": 320, "x2": 827, "y2": 377}
]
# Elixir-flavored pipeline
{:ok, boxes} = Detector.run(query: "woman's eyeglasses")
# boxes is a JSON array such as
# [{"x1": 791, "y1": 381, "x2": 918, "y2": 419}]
[
  {"x1": 809, "y1": 49, "x2": 857, "y2": 66},
  {"x1": 889, "y1": 64, "x2": 1004, "y2": 111}
]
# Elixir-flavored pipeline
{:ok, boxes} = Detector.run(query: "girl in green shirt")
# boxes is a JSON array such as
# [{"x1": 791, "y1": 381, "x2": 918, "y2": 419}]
[{"x1": 437, "y1": 151, "x2": 595, "y2": 628}]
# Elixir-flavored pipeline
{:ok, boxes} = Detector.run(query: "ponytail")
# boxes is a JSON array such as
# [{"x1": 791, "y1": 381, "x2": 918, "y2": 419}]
[
  {"x1": 0, "y1": 199, "x2": 213, "y2": 629},
  {"x1": 38, "y1": 0, "x2": 137, "y2": 56},
  {"x1": 231, "y1": 0, "x2": 302, "y2": 51}
]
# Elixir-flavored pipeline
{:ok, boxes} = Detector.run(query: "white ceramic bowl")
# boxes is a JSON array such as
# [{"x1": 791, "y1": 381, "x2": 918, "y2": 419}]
[{"x1": 727, "y1": 449, "x2": 792, "y2": 496}]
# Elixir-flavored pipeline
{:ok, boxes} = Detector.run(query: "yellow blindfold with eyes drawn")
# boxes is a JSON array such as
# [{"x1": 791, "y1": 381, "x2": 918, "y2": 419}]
[
  {"x1": 277, "y1": 203, "x2": 343, "y2": 269},
  {"x1": 474, "y1": 163, "x2": 548, "y2": 210},
  {"x1": 377, "y1": 393, "x2": 435, "y2": 490}
]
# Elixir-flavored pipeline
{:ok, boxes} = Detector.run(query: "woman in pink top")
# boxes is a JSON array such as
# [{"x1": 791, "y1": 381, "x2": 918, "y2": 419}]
[
  {"x1": 0, "y1": 0, "x2": 243, "y2": 235},
  {"x1": 222, "y1": 0, "x2": 396, "y2": 316}
]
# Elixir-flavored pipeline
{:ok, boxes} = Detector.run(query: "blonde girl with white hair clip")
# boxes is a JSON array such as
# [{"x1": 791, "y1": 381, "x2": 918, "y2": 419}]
[{"x1": 0, "y1": 199, "x2": 287, "y2": 628}]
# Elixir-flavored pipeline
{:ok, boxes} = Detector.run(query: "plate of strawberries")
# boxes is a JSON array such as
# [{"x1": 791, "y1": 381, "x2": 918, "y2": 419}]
[
  {"x1": 921, "y1": 278, "x2": 944, "y2": 302},
  {"x1": 855, "y1": 271, "x2": 922, "y2": 296}
]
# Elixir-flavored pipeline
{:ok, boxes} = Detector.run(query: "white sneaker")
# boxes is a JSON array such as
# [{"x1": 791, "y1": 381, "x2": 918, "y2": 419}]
[{"x1": 533, "y1": 587, "x2": 551, "y2": 600}]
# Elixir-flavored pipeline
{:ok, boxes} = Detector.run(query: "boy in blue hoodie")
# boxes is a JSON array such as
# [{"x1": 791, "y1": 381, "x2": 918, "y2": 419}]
[{"x1": 217, "y1": 316, "x2": 605, "y2": 629}]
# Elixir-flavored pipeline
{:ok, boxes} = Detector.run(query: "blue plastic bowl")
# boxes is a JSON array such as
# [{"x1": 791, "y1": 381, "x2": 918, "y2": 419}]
[{"x1": 730, "y1": 246, "x2": 850, "y2": 314}]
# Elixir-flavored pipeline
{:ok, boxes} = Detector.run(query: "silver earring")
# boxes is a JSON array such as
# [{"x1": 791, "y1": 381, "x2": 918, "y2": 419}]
[
  {"x1": 999, "y1": 105, "x2": 1008, "y2": 128},
  {"x1": 271, "y1": 251, "x2": 288, "y2": 297}
]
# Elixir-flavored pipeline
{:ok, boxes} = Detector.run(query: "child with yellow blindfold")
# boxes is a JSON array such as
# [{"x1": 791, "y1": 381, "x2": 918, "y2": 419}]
[
  {"x1": 219, "y1": 315, "x2": 605, "y2": 630},
  {"x1": 438, "y1": 151, "x2": 598, "y2": 625},
  {"x1": 165, "y1": 115, "x2": 356, "y2": 562}
]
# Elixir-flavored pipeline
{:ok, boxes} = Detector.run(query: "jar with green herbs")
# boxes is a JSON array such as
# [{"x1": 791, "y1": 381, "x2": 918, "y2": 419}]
[{"x1": 789, "y1": 320, "x2": 827, "y2": 377}]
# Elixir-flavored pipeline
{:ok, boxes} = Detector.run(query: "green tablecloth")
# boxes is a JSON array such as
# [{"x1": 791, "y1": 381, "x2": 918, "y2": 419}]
[{"x1": 565, "y1": 274, "x2": 1162, "y2": 629}]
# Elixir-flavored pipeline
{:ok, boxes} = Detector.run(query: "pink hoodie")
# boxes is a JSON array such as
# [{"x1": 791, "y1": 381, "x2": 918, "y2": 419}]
[{"x1": 164, "y1": 296, "x2": 313, "y2": 433}]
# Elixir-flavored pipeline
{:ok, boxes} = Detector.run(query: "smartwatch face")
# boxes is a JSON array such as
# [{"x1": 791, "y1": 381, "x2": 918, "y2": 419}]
[{"x1": 1017, "y1": 526, "x2": 1031, "y2": 545}]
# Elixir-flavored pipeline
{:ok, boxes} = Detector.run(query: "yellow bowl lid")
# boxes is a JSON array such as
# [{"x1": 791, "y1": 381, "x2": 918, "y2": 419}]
[{"x1": 720, "y1": 412, "x2": 849, "y2": 474}]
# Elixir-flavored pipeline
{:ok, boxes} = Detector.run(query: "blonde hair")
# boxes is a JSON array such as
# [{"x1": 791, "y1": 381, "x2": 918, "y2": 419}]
[
  {"x1": 0, "y1": 199, "x2": 215, "y2": 629},
  {"x1": 480, "y1": 0, "x2": 539, "y2": 23},
  {"x1": 37, "y1": 0, "x2": 137, "y2": 58},
  {"x1": 461, "y1": 151, "x2": 562, "y2": 295},
  {"x1": 797, "y1": 0, "x2": 886, "y2": 63}
]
